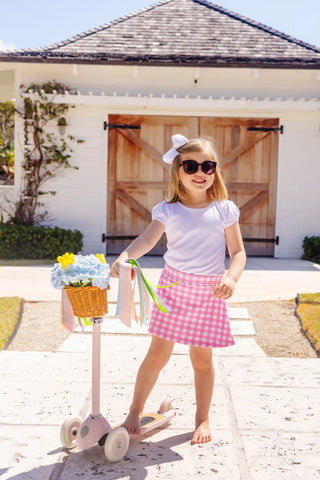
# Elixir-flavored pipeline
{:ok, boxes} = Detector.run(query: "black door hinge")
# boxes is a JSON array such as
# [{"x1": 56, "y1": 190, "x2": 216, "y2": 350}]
[
  {"x1": 102, "y1": 234, "x2": 137, "y2": 243},
  {"x1": 243, "y1": 236, "x2": 279, "y2": 245},
  {"x1": 103, "y1": 122, "x2": 141, "y2": 131},
  {"x1": 247, "y1": 126, "x2": 283, "y2": 134}
]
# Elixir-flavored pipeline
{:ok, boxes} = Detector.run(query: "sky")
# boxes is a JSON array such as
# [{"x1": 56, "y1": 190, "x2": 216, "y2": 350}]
[{"x1": 0, "y1": 0, "x2": 319, "y2": 52}]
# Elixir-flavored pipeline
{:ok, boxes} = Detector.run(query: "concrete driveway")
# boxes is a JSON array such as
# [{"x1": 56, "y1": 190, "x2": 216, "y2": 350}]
[
  {"x1": 0, "y1": 257, "x2": 319, "y2": 302},
  {"x1": 0, "y1": 257, "x2": 319, "y2": 479}
]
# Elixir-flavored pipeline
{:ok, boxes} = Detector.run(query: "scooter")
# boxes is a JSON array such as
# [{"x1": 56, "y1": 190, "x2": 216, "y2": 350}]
[{"x1": 59, "y1": 316, "x2": 175, "y2": 462}]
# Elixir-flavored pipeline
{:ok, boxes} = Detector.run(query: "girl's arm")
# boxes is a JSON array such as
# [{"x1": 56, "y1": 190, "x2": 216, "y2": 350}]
[
  {"x1": 110, "y1": 219, "x2": 166, "y2": 278},
  {"x1": 213, "y1": 222, "x2": 246, "y2": 300}
]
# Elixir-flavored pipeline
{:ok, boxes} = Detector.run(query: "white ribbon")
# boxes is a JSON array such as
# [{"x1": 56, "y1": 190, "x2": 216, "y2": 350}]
[
  {"x1": 61, "y1": 289, "x2": 76, "y2": 332},
  {"x1": 116, "y1": 259, "x2": 174, "y2": 328},
  {"x1": 163, "y1": 134, "x2": 189, "y2": 164},
  {"x1": 117, "y1": 262, "x2": 134, "y2": 327}
]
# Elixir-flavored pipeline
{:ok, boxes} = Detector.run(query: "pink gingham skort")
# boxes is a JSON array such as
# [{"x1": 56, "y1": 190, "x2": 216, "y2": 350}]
[{"x1": 148, "y1": 264, "x2": 235, "y2": 348}]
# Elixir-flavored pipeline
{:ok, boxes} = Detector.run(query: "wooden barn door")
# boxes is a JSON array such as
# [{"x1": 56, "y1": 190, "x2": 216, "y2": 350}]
[
  {"x1": 200, "y1": 117, "x2": 280, "y2": 256},
  {"x1": 107, "y1": 115, "x2": 279, "y2": 256},
  {"x1": 107, "y1": 115, "x2": 199, "y2": 254}
]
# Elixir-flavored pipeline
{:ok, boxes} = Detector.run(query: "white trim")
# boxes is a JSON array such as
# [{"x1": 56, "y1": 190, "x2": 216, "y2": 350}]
[
  {"x1": 101, "y1": 110, "x2": 108, "y2": 251},
  {"x1": 20, "y1": 92, "x2": 320, "y2": 112},
  {"x1": 274, "y1": 112, "x2": 286, "y2": 258}
]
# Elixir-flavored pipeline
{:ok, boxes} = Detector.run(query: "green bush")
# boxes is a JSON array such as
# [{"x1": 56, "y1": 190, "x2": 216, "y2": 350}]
[
  {"x1": 302, "y1": 236, "x2": 320, "y2": 264},
  {"x1": 0, "y1": 224, "x2": 83, "y2": 259}
]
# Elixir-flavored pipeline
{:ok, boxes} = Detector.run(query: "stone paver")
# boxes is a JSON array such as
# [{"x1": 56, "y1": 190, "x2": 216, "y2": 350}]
[
  {"x1": 1, "y1": 346, "x2": 319, "y2": 479},
  {"x1": 1, "y1": 257, "x2": 319, "y2": 479}
]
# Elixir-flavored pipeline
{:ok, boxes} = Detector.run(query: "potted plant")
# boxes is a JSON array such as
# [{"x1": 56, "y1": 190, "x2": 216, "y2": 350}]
[
  {"x1": 51, "y1": 252, "x2": 111, "y2": 318},
  {"x1": 57, "y1": 117, "x2": 67, "y2": 135}
]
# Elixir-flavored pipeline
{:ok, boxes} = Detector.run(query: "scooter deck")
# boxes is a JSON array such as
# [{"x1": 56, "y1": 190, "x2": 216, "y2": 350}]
[
  {"x1": 140, "y1": 412, "x2": 166, "y2": 428},
  {"x1": 98, "y1": 409, "x2": 175, "y2": 446},
  {"x1": 114, "y1": 409, "x2": 175, "y2": 436}
]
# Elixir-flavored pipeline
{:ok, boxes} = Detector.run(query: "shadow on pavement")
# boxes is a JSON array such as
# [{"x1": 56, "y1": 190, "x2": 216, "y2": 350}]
[{"x1": 4, "y1": 431, "x2": 191, "y2": 480}]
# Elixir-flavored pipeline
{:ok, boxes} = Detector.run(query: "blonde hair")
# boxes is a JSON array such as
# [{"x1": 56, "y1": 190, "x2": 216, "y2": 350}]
[{"x1": 166, "y1": 137, "x2": 228, "y2": 203}]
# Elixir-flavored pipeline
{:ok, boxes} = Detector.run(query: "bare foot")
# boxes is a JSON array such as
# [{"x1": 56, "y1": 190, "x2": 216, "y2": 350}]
[
  {"x1": 122, "y1": 411, "x2": 141, "y2": 435},
  {"x1": 191, "y1": 419, "x2": 212, "y2": 444}
]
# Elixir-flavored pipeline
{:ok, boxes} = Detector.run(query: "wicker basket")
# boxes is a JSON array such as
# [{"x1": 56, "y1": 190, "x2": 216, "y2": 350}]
[{"x1": 64, "y1": 285, "x2": 109, "y2": 318}]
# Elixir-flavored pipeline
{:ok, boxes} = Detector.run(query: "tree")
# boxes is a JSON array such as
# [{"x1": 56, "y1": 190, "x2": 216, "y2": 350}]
[{"x1": 12, "y1": 80, "x2": 84, "y2": 225}]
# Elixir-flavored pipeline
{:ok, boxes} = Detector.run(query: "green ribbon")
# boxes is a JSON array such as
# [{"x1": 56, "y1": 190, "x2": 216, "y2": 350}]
[{"x1": 127, "y1": 258, "x2": 179, "y2": 314}]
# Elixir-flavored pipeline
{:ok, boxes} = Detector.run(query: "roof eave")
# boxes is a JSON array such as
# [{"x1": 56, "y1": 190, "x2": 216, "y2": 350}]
[{"x1": 1, "y1": 53, "x2": 320, "y2": 69}]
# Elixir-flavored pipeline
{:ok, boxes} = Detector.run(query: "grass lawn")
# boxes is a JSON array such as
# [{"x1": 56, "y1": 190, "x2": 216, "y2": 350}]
[
  {"x1": 0, "y1": 259, "x2": 55, "y2": 266},
  {"x1": 297, "y1": 293, "x2": 320, "y2": 353},
  {"x1": 0, "y1": 297, "x2": 22, "y2": 350}
]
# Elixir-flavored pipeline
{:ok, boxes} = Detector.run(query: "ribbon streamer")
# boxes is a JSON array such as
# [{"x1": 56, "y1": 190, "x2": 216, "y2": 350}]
[
  {"x1": 116, "y1": 259, "x2": 178, "y2": 328},
  {"x1": 60, "y1": 289, "x2": 76, "y2": 332},
  {"x1": 60, "y1": 290, "x2": 93, "y2": 332},
  {"x1": 116, "y1": 262, "x2": 135, "y2": 327}
]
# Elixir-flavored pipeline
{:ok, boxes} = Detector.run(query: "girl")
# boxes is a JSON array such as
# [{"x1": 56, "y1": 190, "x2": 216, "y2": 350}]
[{"x1": 110, "y1": 134, "x2": 246, "y2": 444}]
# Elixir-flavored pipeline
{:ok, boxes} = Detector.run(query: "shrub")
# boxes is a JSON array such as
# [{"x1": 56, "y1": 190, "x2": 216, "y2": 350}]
[
  {"x1": 0, "y1": 224, "x2": 83, "y2": 259},
  {"x1": 302, "y1": 236, "x2": 320, "y2": 264}
]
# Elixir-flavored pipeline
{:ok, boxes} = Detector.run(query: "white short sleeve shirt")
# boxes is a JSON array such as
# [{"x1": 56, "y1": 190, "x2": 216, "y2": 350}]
[{"x1": 152, "y1": 200, "x2": 240, "y2": 276}]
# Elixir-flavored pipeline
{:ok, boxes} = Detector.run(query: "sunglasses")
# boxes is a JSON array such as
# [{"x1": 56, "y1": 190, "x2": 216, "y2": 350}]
[{"x1": 180, "y1": 160, "x2": 217, "y2": 175}]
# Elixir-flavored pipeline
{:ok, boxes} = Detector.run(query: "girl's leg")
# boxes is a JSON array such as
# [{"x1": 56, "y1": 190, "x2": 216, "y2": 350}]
[
  {"x1": 123, "y1": 335, "x2": 174, "y2": 434},
  {"x1": 189, "y1": 346, "x2": 214, "y2": 444}
]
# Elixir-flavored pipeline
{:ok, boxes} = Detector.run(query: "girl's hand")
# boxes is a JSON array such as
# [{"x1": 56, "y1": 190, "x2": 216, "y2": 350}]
[
  {"x1": 110, "y1": 255, "x2": 135, "y2": 280},
  {"x1": 110, "y1": 253, "x2": 129, "y2": 278},
  {"x1": 213, "y1": 277, "x2": 236, "y2": 300},
  {"x1": 110, "y1": 260, "x2": 121, "y2": 278}
]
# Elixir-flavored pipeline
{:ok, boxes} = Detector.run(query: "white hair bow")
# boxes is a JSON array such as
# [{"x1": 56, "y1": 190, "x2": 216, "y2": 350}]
[{"x1": 163, "y1": 134, "x2": 189, "y2": 164}]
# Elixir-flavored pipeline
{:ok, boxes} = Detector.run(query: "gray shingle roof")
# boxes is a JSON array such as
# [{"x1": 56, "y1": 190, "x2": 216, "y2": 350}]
[{"x1": 1, "y1": 0, "x2": 320, "y2": 68}]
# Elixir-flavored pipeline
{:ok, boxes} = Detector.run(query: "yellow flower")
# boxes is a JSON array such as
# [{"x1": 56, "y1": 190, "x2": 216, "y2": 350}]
[
  {"x1": 95, "y1": 253, "x2": 106, "y2": 264},
  {"x1": 57, "y1": 252, "x2": 75, "y2": 269}
]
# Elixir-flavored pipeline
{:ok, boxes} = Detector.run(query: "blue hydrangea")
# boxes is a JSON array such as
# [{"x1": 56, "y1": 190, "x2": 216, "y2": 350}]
[{"x1": 51, "y1": 254, "x2": 110, "y2": 290}]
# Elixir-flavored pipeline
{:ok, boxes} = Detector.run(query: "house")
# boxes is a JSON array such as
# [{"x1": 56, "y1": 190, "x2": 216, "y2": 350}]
[{"x1": 0, "y1": 0, "x2": 319, "y2": 258}]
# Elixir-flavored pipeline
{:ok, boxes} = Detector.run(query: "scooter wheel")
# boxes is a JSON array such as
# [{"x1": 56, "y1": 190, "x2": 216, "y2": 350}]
[
  {"x1": 104, "y1": 427, "x2": 130, "y2": 462},
  {"x1": 158, "y1": 397, "x2": 174, "y2": 414},
  {"x1": 60, "y1": 415, "x2": 82, "y2": 449}
]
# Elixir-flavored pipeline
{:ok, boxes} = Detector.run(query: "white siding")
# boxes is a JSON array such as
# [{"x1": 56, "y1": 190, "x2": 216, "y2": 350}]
[
  {"x1": 275, "y1": 111, "x2": 320, "y2": 258},
  {"x1": 5, "y1": 62, "x2": 320, "y2": 258},
  {"x1": 10, "y1": 97, "x2": 107, "y2": 254},
  {"x1": 0, "y1": 186, "x2": 14, "y2": 221},
  {"x1": 15, "y1": 63, "x2": 320, "y2": 101},
  {"x1": 41, "y1": 105, "x2": 108, "y2": 254},
  {"x1": 0, "y1": 69, "x2": 14, "y2": 101}
]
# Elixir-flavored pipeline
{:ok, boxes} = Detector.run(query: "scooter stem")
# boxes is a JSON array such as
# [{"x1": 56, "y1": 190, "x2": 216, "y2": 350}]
[{"x1": 91, "y1": 317, "x2": 103, "y2": 417}]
